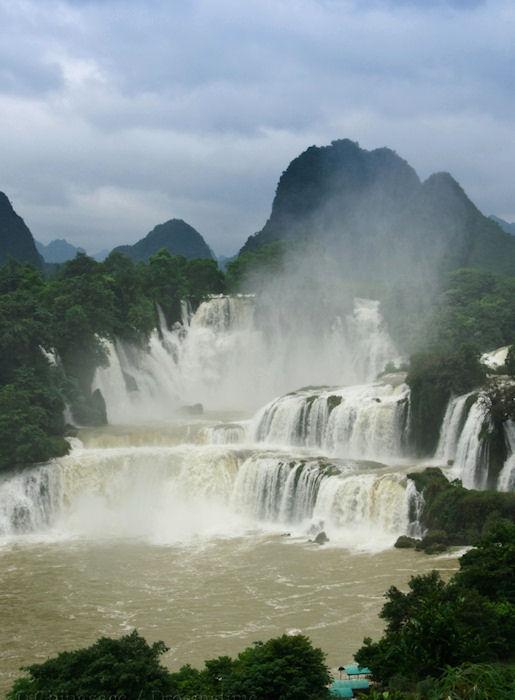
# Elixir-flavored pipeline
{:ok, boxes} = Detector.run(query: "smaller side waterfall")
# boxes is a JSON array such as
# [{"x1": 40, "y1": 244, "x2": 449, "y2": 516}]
[
  {"x1": 0, "y1": 465, "x2": 62, "y2": 536},
  {"x1": 448, "y1": 398, "x2": 490, "y2": 489},
  {"x1": 253, "y1": 382, "x2": 409, "y2": 461},
  {"x1": 405, "y1": 479, "x2": 425, "y2": 538},
  {"x1": 436, "y1": 393, "x2": 475, "y2": 463},
  {"x1": 498, "y1": 421, "x2": 515, "y2": 491},
  {"x1": 201, "y1": 423, "x2": 247, "y2": 445}
]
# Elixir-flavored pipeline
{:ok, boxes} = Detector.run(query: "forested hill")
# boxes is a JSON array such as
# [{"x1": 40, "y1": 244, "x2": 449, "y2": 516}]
[
  {"x1": 0, "y1": 192, "x2": 42, "y2": 268},
  {"x1": 113, "y1": 219, "x2": 214, "y2": 262},
  {"x1": 36, "y1": 238, "x2": 85, "y2": 263},
  {"x1": 239, "y1": 139, "x2": 515, "y2": 278}
]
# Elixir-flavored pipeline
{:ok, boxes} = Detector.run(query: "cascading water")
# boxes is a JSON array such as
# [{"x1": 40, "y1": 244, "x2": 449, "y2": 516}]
[
  {"x1": 435, "y1": 393, "x2": 475, "y2": 464},
  {"x1": 253, "y1": 381, "x2": 409, "y2": 462},
  {"x1": 0, "y1": 465, "x2": 61, "y2": 536},
  {"x1": 0, "y1": 294, "x2": 423, "y2": 551},
  {"x1": 437, "y1": 394, "x2": 490, "y2": 489},
  {"x1": 0, "y1": 436, "x2": 415, "y2": 550},
  {"x1": 92, "y1": 295, "x2": 400, "y2": 423},
  {"x1": 498, "y1": 421, "x2": 515, "y2": 492}
]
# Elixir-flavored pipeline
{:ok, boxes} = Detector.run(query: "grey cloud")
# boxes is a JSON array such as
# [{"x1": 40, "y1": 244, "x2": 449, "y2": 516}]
[{"x1": 0, "y1": 0, "x2": 514, "y2": 254}]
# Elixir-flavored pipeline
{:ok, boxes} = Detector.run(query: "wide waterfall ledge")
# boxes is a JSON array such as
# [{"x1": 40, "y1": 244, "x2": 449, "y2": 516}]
[{"x1": 0, "y1": 431, "x2": 421, "y2": 552}]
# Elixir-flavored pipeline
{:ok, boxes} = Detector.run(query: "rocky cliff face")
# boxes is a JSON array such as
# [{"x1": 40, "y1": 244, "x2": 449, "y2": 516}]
[{"x1": 0, "y1": 192, "x2": 42, "y2": 268}]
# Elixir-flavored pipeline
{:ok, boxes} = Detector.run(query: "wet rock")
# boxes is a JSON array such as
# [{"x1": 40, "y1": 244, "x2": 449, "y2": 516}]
[
  {"x1": 179, "y1": 403, "x2": 204, "y2": 415},
  {"x1": 394, "y1": 535, "x2": 418, "y2": 549},
  {"x1": 416, "y1": 529, "x2": 449, "y2": 554},
  {"x1": 313, "y1": 531, "x2": 329, "y2": 545},
  {"x1": 63, "y1": 423, "x2": 79, "y2": 437},
  {"x1": 91, "y1": 389, "x2": 108, "y2": 425},
  {"x1": 424, "y1": 543, "x2": 448, "y2": 555},
  {"x1": 326, "y1": 395, "x2": 342, "y2": 413},
  {"x1": 123, "y1": 371, "x2": 138, "y2": 392},
  {"x1": 71, "y1": 389, "x2": 107, "y2": 426}
]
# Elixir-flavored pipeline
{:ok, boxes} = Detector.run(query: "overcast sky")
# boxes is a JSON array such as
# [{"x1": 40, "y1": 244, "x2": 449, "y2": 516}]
[{"x1": 0, "y1": 0, "x2": 514, "y2": 255}]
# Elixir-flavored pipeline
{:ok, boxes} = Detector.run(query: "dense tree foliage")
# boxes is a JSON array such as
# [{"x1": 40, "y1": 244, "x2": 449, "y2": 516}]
[
  {"x1": 427, "y1": 268, "x2": 515, "y2": 353},
  {"x1": 406, "y1": 345, "x2": 485, "y2": 455},
  {"x1": 7, "y1": 631, "x2": 175, "y2": 699},
  {"x1": 8, "y1": 632, "x2": 330, "y2": 700},
  {"x1": 0, "y1": 251, "x2": 225, "y2": 472},
  {"x1": 226, "y1": 240, "x2": 284, "y2": 291},
  {"x1": 355, "y1": 522, "x2": 515, "y2": 691},
  {"x1": 407, "y1": 468, "x2": 515, "y2": 548}
]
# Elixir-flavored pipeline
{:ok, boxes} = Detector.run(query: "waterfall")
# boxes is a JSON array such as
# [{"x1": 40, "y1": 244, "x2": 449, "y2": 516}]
[
  {"x1": 346, "y1": 298, "x2": 400, "y2": 382},
  {"x1": 0, "y1": 443, "x2": 413, "y2": 550},
  {"x1": 0, "y1": 292, "x2": 415, "y2": 551},
  {"x1": 481, "y1": 346, "x2": 510, "y2": 370},
  {"x1": 405, "y1": 478, "x2": 425, "y2": 538},
  {"x1": 253, "y1": 382, "x2": 409, "y2": 461},
  {"x1": 498, "y1": 421, "x2": 515, "y2": 491},
  {"x1": 449, "y1": 398, "x2": 490, "y2": 489},
  {"x1": 201, "y1": 423, "x2": 247, "y2": 445},
  {"x1": 91, "y1": 295, "x2": 399, "y2": 423},
  {"x1": 0, "y1": 465, "x2": 61, "y2": 536},
  {"x1": 435, "y1": 393, "x2": 475, "y2": 463}
]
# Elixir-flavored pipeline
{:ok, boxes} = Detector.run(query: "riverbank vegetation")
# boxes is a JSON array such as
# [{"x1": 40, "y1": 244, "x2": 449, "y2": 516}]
[
  {"x1": 0, "y1": 252, "x2": 224, "y2": 472},
  {"x1": 7, "y1": 631, "x2": 330, "y2": 700},
  {"x1": 356, "y1": 521, "x2": 515, "y2": 698},
  {"x1": 400, "y1": 467, "x2": 515, "y2": 552}
]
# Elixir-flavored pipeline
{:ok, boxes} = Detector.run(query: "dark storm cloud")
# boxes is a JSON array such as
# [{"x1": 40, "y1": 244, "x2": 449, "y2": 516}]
[{"x1": 0, "y1": 0, "x2": 514, "y2": 254}]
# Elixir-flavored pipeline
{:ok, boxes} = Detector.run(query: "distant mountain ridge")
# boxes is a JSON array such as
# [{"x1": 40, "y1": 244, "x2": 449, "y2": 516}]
[
  {"x1": 36, "y1": 238, "x2": 85, "y2": 263},
  {"x1": 240, "y1": 139, "x2": 515, "y2": 278},
  {"x1": 113, "y1": 219, "x2": 214, "y2": 262},
  {"x1": 0, "y1": 192, "x2": 42, "y2": 268}
]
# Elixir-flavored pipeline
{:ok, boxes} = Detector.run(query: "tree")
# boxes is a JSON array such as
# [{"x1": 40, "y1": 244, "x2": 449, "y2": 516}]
[
  {"x1": 456, "y1": 520, "x2": 515, "y2": 604},
  {"x1": 355, "y1": 526, "x2": 515, "y2": 688},
  {"x1": 7, "y1": 630, "x2": 176, "y2": 699},
  {"x1": 223, "y1": 634, "x2": 330, "y2": 700},
  {"x1": 226, "y1": 241, "x2": 284, "y2": 291},
  {"x1": 428, "y1": 663, "x2": 515, "y2": 700}
]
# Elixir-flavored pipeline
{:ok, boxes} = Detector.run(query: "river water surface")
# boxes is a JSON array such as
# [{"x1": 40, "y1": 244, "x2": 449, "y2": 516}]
[{"x1": 0, "y1": 416, "x2": 458, "y2": 693}]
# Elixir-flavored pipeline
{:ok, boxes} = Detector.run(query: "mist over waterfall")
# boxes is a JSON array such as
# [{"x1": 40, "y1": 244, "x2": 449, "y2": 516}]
[{"x1": 93, "y1": 295, "x2": 399, "y2": 422}]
